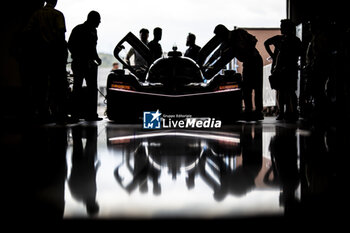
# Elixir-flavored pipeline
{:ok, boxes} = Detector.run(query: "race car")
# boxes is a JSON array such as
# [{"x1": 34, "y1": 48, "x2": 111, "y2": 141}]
[{"x1": 106, "y1": 32, "x2": 242, "y2": 123}]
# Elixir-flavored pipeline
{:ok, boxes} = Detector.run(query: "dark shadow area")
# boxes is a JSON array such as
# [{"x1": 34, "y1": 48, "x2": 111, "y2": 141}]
[{"x1": 3, "y1": 125, "x2": 68, "y2": 225}]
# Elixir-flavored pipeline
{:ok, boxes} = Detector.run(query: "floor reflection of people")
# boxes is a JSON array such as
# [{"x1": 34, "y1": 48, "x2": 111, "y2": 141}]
[
  {"x1": 68, "y1": 125, "x2": 100, "y2": 216},
  {"x1": 19, "y1": 126, "x2": 68, "y2": 219},
  {"x1": 267, "y1": 126, "x2": 299, "y2": 217},
  {"x1": 114, "y1": 142, "x2": 161, "y2": 195},
  {"x1": 199, "y1": 125, "x2": 262, "y2": 201},
  {"x1": 235, "y1": 124, "x2": 262, "y2": 195},
  {"x1": 300, "y1": 126, "x2": 336, "y2": 221}
]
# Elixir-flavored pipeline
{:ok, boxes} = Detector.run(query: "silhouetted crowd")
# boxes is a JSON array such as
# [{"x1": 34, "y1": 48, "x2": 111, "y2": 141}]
[
  {"x1": 22, "y1": 0, "x2": 103, "y2": 124},
  {"x1": 21, "y1": 0, "x2": 340, "y2": 125}
]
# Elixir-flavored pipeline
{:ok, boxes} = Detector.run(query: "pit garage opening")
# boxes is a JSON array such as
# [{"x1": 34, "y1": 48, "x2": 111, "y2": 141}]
[{"x1": 57, "y1": 0, "x2": 286, "y2": 112}]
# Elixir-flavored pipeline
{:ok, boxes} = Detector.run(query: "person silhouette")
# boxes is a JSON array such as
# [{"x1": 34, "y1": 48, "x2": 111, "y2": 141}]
[
  {"x1": 148, "y1": 27, "x2": 163, "y2": 62},
  {"x1": 68, "y1": 125, "x2": 100, "y2": 216},
  {"x1": 264, "y1": 25, "x2": 283, "y2": 120},
  {"x1": 25, "y1": 0, "x2": 69, "y2": 124},
  {"x1": 268, "y1": 126, "x2": 299, "y2": 217},
  {"x1": 265, "y1": 19, "x2": 302, "y2": 121},
  {"x1": 184, "y1": 33, "x2": 201, "y2": 62},
  {"x1": 239, "y1": 40, "x2": 264, "y2": 121},
  {"x1": 305, "y1": 17, "x2": 335, "y2": 126},
  {"x1": 205, "y1": 25, "x2": 264, "y2": 121},
  {"x1": 68, "y1": 11, "x2": 103, "y2": 121},
  {"x1": 198, "y1": 126, "x2": 262, "y2": 202}
]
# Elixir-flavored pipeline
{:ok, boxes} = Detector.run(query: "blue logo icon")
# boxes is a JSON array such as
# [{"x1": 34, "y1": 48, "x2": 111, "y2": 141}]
[{"x1": 143, "y1": 110, "x2": 162, "y2": 129}]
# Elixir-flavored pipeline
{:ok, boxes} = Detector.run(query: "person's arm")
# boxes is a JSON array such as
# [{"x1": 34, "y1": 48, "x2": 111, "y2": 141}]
[
  {"x1": 92, "y1": 44, "x2": 101, "y2": 65},
  {"x1": 91, "y1": 29, "x2": 101, "y2": 65},
  {"x1": 157, "y1": 44, "x2": 163, "y2": 59},
  {"x1": 56, "y1": 12, "x2": 67, "y2": 41},
  {"x1": 264, "y1": 37, "x2": 276, "y2": 58},
  {"x1": 94, "y1": 51, "x2": 102, "y2": 65},
  {"x1": 56, "y1": 12, "x2": 68, "y2": 61},
  {"x1": 67, "y1": 27, "x2": 77, "y2": 55}
]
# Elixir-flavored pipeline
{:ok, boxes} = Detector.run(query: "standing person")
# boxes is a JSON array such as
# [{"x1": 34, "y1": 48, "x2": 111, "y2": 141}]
[
  {"x1": 125, "y1": 28, "x2": 149, "y2": 72},
  {"x1": 25, "y1": 0, "x2": 69, "y2": 124},
  {"x1": 264, "y1": 24, "x2": 283, "y2": 120},
  {"x1": 205, "y1": 25, "x2": 263, "y2": 121},
  {"x1": 305, "y1": 18, "x2": 334, "y2": 124},
  {"x1": 233, "y1": 27, "x2": 264, "y2": 121},
  {"x1": 184, "y1": 33, "x2": 201, "y2": 62},
  {"x1": 241, "y1": 45, "x2": 264, "y2": 121},
  {"x1": 265, "y1": 19, "x2": 302, "y2": 121},
  {"x1": 68, "y1": 11, "x2": 103, "y2": 121},
  {"x1": 148, "y1": 27, "x2": 163, "y2": 62},
  {"x1": 68, "y1": 125, "x2": 100, "y2": 216}
]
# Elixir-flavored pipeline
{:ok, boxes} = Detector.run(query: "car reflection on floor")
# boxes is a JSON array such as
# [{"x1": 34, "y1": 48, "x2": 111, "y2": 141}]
[
  {"x1": 5, "y1": 117, "x2": 335, "y2": 222},
  {"x1": 110, "y1": 130, "x2": 259, "y2": 200},
  {"x1": 62, "y1": 123, "x2": 300, "y2": 219}
]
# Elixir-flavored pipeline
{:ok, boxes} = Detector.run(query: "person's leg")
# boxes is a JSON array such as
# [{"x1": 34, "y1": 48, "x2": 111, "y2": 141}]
[
  {"x1": 285, "y1": 90, "x2": 298, "y2": 121},
  {"x1": 277, "y1": 90, "x2": 285, "y2": 120},
  {"x1": 254, "y1": 80, "x2": 264, "y2": 120},
  {"x1": 49, "y1": 59, "x2": 69, "y2": 122},
  {"x1": 34, "y1": 62, "x2": 50, "y2": 122},
  {"x1": 85, "y1": 63, "x2": 100, "y2": 120},
  {"x1": 242, "y1": 85, "x2": 254, "y2": 120},
  {"x1": 71, "y1": 60, "x2": 85, "y2": 119},
  {"x1": 243, "y1": 87, "x2": 253, "y2": 111}
]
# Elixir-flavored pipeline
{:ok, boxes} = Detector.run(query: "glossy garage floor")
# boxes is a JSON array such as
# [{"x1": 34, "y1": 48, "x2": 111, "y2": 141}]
[{"x1": 4, "y1": 117, "x2": 336, "y2": 223}]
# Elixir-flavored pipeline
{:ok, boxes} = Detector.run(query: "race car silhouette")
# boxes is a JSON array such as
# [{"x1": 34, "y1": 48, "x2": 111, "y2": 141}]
[{"x1": 106, "y1": 32, "x2": 242, "y2": 123}]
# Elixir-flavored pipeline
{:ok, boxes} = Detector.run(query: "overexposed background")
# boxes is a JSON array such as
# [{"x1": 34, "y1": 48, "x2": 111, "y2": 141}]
[{"x1": 57, "y1": 0, "x2": 286, "y2": 54}]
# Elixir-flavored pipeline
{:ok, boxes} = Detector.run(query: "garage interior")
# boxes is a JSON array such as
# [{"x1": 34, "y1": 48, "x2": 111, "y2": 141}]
[{"x1": 1, "y1": 0, "x2": 346, "y2": 229}]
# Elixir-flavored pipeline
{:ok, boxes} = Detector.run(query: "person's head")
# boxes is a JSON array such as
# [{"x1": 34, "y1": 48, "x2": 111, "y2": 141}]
[
  {"x1": 112, "y1": 62, "x2": 119, "y2": 70},
  {"x1": 153, "y1": 27, "x2": 162, "y2": 41},
  {"x1": 186, "y1": 33, "x2": 196, "y2": 46},
  {"x1": 214, "y1": 24, "x2": 229, "y2": 40},
  {"x1": 139, "y1": 28, "x2": 149, "y2": 43},
  {"x1": 87, "y1": 11, "x2": 101, "y2": 28},
  {"x1": 280, "y1": 19, "x2": 295, "y2": 36},
  {"x1": 45, "y1": 0, "x2": 57, "y2": 7}
]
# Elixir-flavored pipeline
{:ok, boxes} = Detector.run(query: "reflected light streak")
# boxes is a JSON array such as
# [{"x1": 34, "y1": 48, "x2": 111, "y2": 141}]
[{"x1": 109, "y1": 131, "x2": 240, "y2": 144}]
